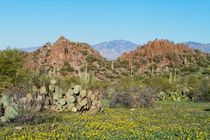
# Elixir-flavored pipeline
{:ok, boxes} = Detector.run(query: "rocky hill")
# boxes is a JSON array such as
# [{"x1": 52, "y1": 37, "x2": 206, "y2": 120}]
[
  {"x1": 25, "y1": 38, "x2": 210, "y2": 80},
  {"x1": 26, "y1": 36, "x2": 110, "y2": 79},
  {"x1": 116, "y1": 39, "x2": 209, "y2": 76}
]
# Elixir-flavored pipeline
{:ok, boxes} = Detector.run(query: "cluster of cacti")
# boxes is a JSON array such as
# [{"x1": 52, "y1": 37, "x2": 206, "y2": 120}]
[
  {"x1": 0, "y1": 79, "x2": 103, "y2": 122},
  {"x1": 50, "y1": 83, "x2": 102, "y2": 113},
  {"x1": 0, "y1": 94, "x2": 19, "y2": 122},
  {"x1": 27, "y1": 79, "x2": 102, "y2": 113}
]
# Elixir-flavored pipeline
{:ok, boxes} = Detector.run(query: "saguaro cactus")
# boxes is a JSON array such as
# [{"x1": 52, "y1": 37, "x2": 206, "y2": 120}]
[
  {"x1": 169, "y1": 68, "x2": 177, "y2": 83},
  {"x1": 111, "y1": 61, "x2": 114, "y2": 72}
]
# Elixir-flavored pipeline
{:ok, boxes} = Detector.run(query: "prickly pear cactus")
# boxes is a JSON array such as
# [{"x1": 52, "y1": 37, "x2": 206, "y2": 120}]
[
  {"x1": 0, "y1": 103, "x2": 4, "y2": 117},
  {"x1": 73, "y1": 85, "x2": 81, "y2": 95},
  {"x1": 0, "y1": 79, "x2": 103, "y2": 116},
  {"x1": 66, "y1": 96, "x2": 76, "y2": 104},
  {"x1": 80, "y1": 90, "x2": 87, "y2": 98},
  {"x1": 50, "y1": 79, "x2": 57, "y2": 85},
  {"x1": 49, "y1": 85, "x2": 55, "y2": 92},
  {"x1": 0, "y1": 94, "x2": 19, "y2": 122},
  {"x1": 40, "y1": 86, "x2": 47, "y2": 94}
]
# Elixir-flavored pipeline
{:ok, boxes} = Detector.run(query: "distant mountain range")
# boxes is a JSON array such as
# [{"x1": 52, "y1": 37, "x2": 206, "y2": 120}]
[
  {"x1": 93, "y1": 40, "x2": 137, "y2": 60},
  {"x1": 21, "y1": 47, "x2": 40, "y2": 52},
  {"x1": 184, "y1": 42, "x2": 210, "y2": 52}
]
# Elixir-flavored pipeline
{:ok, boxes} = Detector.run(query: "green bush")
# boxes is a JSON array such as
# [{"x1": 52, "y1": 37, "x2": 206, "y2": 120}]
[
  {"x1": 60, "y1": 61, "x2": 75, "y2": 74},
  {"x1": 87, "y1": 78, "x2": 109, "y2": 90},
  {"x1": 145, "y1": 76, "x2": 174, "y2": 92},
  {"x1": 0, "y1": 49, "x2": 26, "y2": 92},
  {"x1": 86, "y1": 55, "x2": 97, "y2": 63},
  {"x1": 115, "y1": 76, "x2": 145, "y2": 92},
  {"x1": 24, "y1": 70, "x2": 50, "y2": 91}
]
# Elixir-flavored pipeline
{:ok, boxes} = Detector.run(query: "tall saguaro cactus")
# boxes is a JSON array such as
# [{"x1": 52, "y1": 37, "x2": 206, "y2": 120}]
[
  {"x1": 169, "y1": 68, "x2": 177, "y2": 83},
  {"x1": 111, "y1": 61, "x2": 114, "y2": 72},
  {"x1": 81, "y1": 63, "x2": 90, "y2": 89},
  {"x1": 183, "y1": 55, "x2": 188, "y2": 66}
]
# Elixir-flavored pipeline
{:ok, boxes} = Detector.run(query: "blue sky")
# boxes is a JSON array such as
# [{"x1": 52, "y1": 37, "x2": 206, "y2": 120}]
[{"x1": 0, "y1": 0, "x2": 210, "y2": 49}]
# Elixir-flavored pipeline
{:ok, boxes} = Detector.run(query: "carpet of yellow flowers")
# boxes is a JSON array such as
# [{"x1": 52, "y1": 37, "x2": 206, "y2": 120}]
[{"x1": 0, "y1": 101, "x2": 209, "y2": 140}]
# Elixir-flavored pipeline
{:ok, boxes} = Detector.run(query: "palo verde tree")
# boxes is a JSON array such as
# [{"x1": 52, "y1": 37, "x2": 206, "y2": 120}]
[{"x1": 0, "y1": 48, "x2": 26, "y2": 92}]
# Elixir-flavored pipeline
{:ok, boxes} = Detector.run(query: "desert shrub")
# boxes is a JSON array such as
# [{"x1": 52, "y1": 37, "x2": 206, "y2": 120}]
[
  {"x1": 153, "y1": 55, "x2": 163, "y2": 63},
  {"x1": 110, "y1": 88, "x2": 157, "y2": 108},
  {"x1": 201, "y1": 68, "x2": 210, "y2": 75},
  {"x1": 0, "y1": 49, "x2": 27, "y2": 92},
  {"x1": 167, "y1": 53, "x2": 178, "y2": 61},
  {"x1": 64, "y1": 76, "x2": 81, "y2": 88},
  {"x1": 194, "y1": 49, "x2": 201, "y2": 53},
  {"x1": 144, "y1": 76, "x2": 174, "y2": 92},
  {"x1": 81, "y1": 50, "x2": 88, "y2": 56},
  {"x1": 87, "y1": 78, "x2": 109, "y2": 90},
  {"x1": 197, "y1": 58, "x2": 209, "y2": 67},
  {"x1": 115, "y1": 76, "x2": 145, "y2": 92},
  {"x1": 198, "y1": 78, "x2": 210, "y2": 101},
  {"x1": 86, "y1": 55, "x2": 97, "y2": 63},
  {"x1": 24, "y1": 70, "x2": 50, "y2": 91},
  {"x1": 182, "y1": 75, "x2": 210, "y2": 102},
  {"x1": 61, "y1": 61, "x2": 75, "y2": 72},
  {"x1": 11, "y1": 112, "x2": 55, "y2": 125}
]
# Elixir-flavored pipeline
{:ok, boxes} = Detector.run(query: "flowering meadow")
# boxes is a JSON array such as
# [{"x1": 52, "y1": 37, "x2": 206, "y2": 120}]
[{"x1": 0, "y1": 101, "x2": 209, "y2": 140}]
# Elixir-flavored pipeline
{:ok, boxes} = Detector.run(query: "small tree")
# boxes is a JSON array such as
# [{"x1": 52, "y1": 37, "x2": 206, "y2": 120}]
[{"x1": 0, "y1": 49, "x2": 26, "y2": 92}]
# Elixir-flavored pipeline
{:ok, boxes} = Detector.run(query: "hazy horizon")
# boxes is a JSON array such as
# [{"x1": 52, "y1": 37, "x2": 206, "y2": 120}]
[{"x1": 1, "y1": 0, "x2": 210, "y2": 49}]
